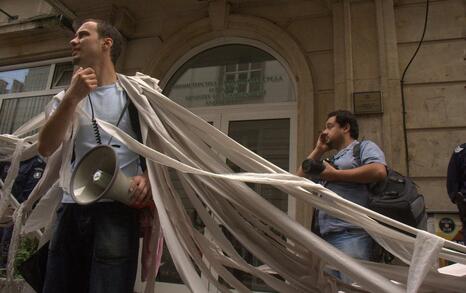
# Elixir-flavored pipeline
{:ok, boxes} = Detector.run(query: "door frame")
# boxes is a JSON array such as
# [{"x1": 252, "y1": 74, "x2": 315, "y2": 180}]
[
  {"x1": 191, "y1": 102, "x2": 298, "y2": 222},
  {"x1": 151, "y1": 102, "x2": 297, "y2": 293}
]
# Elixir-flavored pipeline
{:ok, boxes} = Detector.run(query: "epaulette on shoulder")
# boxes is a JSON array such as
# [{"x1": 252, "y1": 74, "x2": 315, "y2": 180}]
[{"x1": 454, "y1": 143, "x2": 466, "y2": 153}]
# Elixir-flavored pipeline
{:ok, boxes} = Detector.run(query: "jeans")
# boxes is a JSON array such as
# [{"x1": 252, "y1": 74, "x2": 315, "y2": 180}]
[
  {"x1": 43, "y1": 202, "x2": 139, "y2": 293},
  {"x1": 0, "y1": 226, "x2": 13, "y2": 268},
  {"x1": 322, "y1": 228, "x2": 374, "y2": 283}
]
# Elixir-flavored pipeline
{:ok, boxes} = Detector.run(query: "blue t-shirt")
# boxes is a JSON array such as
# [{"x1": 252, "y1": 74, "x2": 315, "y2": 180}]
[
  {"x1": 318, "y1": 140, "x2": 386, "y2": 235},
  {"x1": 50, "y1": 83, "x2": 141, "y2": 203}
]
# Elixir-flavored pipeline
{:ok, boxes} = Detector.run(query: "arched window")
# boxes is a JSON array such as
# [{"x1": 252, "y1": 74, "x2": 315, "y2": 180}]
[{"x1": 165, "y1": 44, "x2": 294, "y2": 108}]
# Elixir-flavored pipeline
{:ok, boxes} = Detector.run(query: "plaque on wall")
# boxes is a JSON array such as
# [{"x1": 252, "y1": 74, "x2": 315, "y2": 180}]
[{"x1": 353, "y1": 91, "x2": 383, "y2": 114}]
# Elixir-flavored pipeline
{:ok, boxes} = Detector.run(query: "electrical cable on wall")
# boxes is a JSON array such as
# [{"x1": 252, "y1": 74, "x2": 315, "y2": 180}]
[{"x1": 400, "y1": 0, "x2": 430, "y2": 176}]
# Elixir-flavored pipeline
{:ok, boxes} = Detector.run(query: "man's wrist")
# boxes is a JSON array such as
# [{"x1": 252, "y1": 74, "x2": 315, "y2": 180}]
[
  {"x1": 308, "y1": 148, "x2": 325, "y2": 160},
  {"x1": 62, "y1": 93, "x2": 81, "y2": 108},
  {"x1": 321, "y1": 168, "x2": 339, "y2": 181}
]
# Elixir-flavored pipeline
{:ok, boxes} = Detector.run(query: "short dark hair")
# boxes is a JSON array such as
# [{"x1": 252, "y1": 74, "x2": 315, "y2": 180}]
[
  {"x1": 74, "y1": 18, "x2": 123, "y2": 64},
  {"x1": 327, "y1": 110, "x2": 359, "y2": 139}
]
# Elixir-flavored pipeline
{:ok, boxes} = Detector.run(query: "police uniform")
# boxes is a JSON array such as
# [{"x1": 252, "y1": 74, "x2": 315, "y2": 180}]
[
  {"x1": 0, "y1": 156, "x2": 45, "y2": 203},
  {"x1": 446, "y1": 143, "x2": 466, "y2": 240},
  {"x1": 0, "y1": 156, "x2": 45, "y2": 268}
]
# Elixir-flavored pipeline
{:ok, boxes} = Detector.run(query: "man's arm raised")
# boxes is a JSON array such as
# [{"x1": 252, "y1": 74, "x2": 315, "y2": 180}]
[
  {"x1": 296, "y1": 133, "x2": 329, "y2": 177},
  {"x1": 38, "y1": 67, "x2": 97, "y2": 157}
]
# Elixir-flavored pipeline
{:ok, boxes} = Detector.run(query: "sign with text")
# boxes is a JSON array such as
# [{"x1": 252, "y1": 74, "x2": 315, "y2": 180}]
[{"x1": 353, "y1": 91, "x2": 383, "y2": 114}]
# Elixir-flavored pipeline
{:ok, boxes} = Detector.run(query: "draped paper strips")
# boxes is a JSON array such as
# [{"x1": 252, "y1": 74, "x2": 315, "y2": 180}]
[{"x1": 0, "y1": 72, "x2": 465, "y2": 293}]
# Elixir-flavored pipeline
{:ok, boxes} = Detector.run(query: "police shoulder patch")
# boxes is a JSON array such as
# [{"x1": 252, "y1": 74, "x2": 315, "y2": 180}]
[
  {"x1": 32, "y1": 168, "x2": 43, "y2": 179},
  {"x1": 454, "y1": 145, "x2": 465, "y2": 153}
]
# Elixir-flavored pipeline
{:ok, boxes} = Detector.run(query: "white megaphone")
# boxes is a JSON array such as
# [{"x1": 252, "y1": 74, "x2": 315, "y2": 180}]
[{"x1": 70, "y1": 145, "x2": 132, "y2": 205}]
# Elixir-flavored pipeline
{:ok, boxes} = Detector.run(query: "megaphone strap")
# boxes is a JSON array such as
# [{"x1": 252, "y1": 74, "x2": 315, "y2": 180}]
[{"x1": 88, "y1": 94, "x2": 130, "y2": 146}]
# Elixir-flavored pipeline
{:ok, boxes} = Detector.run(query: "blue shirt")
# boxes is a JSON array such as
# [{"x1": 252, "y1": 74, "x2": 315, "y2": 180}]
[
  {"x1": 318, "y1": 140, "x2": 386, "y2": 235},
  {"x1": 50, "y1": 83, "x2": 141, "y2": 203}
]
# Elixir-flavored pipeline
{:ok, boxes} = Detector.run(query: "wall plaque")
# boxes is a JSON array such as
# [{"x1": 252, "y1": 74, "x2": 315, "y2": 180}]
[{"x1": 353, "y1": 91, "x2": 383, "y2": 114}]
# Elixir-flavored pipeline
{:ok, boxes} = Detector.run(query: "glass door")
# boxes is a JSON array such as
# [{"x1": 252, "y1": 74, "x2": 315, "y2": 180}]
[
  {"x1": 152, "y1": 109, "x2": 295, "y2": 293},
  {"x1": 216, "y1": 118, "x2": 290, "y2": 293},
  {"x1": 154, "y1": 43, "x2": 296, "y2": 293},
  {"x1": 153, "y1": 114, "x2": 220, "y2": 293}
]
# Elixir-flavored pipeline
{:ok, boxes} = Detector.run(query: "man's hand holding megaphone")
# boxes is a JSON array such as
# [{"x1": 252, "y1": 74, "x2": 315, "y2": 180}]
[{"x1": 129, "y1": 172, "x2": 154, "y2": 209}]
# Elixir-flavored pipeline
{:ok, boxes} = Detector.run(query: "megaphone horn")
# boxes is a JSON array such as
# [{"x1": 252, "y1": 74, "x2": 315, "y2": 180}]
[{"x1": 70, "y1": 145, "x2": 132, "y2": 205}]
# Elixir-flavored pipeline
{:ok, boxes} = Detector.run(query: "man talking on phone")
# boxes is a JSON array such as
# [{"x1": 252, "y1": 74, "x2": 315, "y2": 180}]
[
  {"x1": 38, "y1": 19, "x2": 152, "y2": 293},
  {"x1": 297, "y1": 110, "x2": 387, "y2": 282}
]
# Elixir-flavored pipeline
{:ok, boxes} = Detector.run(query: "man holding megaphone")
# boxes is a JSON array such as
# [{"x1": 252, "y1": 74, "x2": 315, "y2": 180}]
[{"x1": 38, "y1": 19, "x2": 152, "y2": 293}]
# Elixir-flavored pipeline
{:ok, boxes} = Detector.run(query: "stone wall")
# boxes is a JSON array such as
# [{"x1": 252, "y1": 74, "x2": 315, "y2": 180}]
[
  {"x1": 0, "y1": 0, "x2": 53, "y2": 23},
  {"x1": 395, "y1": 0, "x2": 465, "y2": 211}
]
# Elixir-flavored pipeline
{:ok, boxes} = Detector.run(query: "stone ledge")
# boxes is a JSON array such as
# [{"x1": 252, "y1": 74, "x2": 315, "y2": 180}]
[{"x1": 0, "y1": 14, "x2": 72, "y2": 35}]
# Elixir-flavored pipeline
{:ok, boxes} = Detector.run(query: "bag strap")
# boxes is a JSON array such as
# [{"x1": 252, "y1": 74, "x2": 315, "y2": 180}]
[
  {"x1": 352, "y1": 141, "x2": 363, "y2": 166},
  {"x1": 126, "y1": 94, "x2": 147, "y2": 172},
  {"x1": 106, "y1": 97, "x2": 130, "y2": 145},
  {"x1": 352, "y1": 140, "x2": 380, "y2": 192}
]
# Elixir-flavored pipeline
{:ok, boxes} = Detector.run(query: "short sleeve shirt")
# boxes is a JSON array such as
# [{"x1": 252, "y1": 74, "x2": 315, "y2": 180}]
[
  {"x1": 318, "y1": 140, "x2": 386, "y2": 235},
  {"x1": 50, "y1": 83, "x2": 141, "y2": 203}
]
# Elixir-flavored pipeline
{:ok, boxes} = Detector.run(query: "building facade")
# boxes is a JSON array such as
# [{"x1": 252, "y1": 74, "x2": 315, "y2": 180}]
[{"x1": 0, "y1": 0, "x2": 464, "y2": 291}]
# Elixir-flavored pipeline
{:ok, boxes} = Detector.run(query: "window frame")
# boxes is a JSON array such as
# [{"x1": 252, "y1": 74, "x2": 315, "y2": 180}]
[
  {"x1": 0, "y1": 57, "x2": 73, "y2": 133},
  {"x1": 0, "y1": 57, "x2": 72, "y2": 99},
  {"x1": 223, "y1": 62, "x2": 264, "y2": 96}
]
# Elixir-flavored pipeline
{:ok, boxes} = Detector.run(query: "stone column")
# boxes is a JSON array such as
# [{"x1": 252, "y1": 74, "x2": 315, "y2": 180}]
[
  {"x1": 375, "y1": 0, "x2": 407, "y2": 172},
  {"x1": 332, "y1": 0, "x2": 354, "y2": 110}
]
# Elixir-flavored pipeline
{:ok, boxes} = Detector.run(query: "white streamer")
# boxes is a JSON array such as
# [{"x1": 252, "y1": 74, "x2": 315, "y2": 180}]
[{"x1": 0, "y1": 72, "x2": 465, "y2": 293}]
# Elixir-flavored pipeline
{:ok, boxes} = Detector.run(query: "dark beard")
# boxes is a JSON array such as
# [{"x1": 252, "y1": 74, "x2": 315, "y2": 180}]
[
  {"x1": 326, "y1": 140, "x2": 335, "y2": 150},
  {"x1": 326, "y1": 136, "x2": 343, "y2": 150}
]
